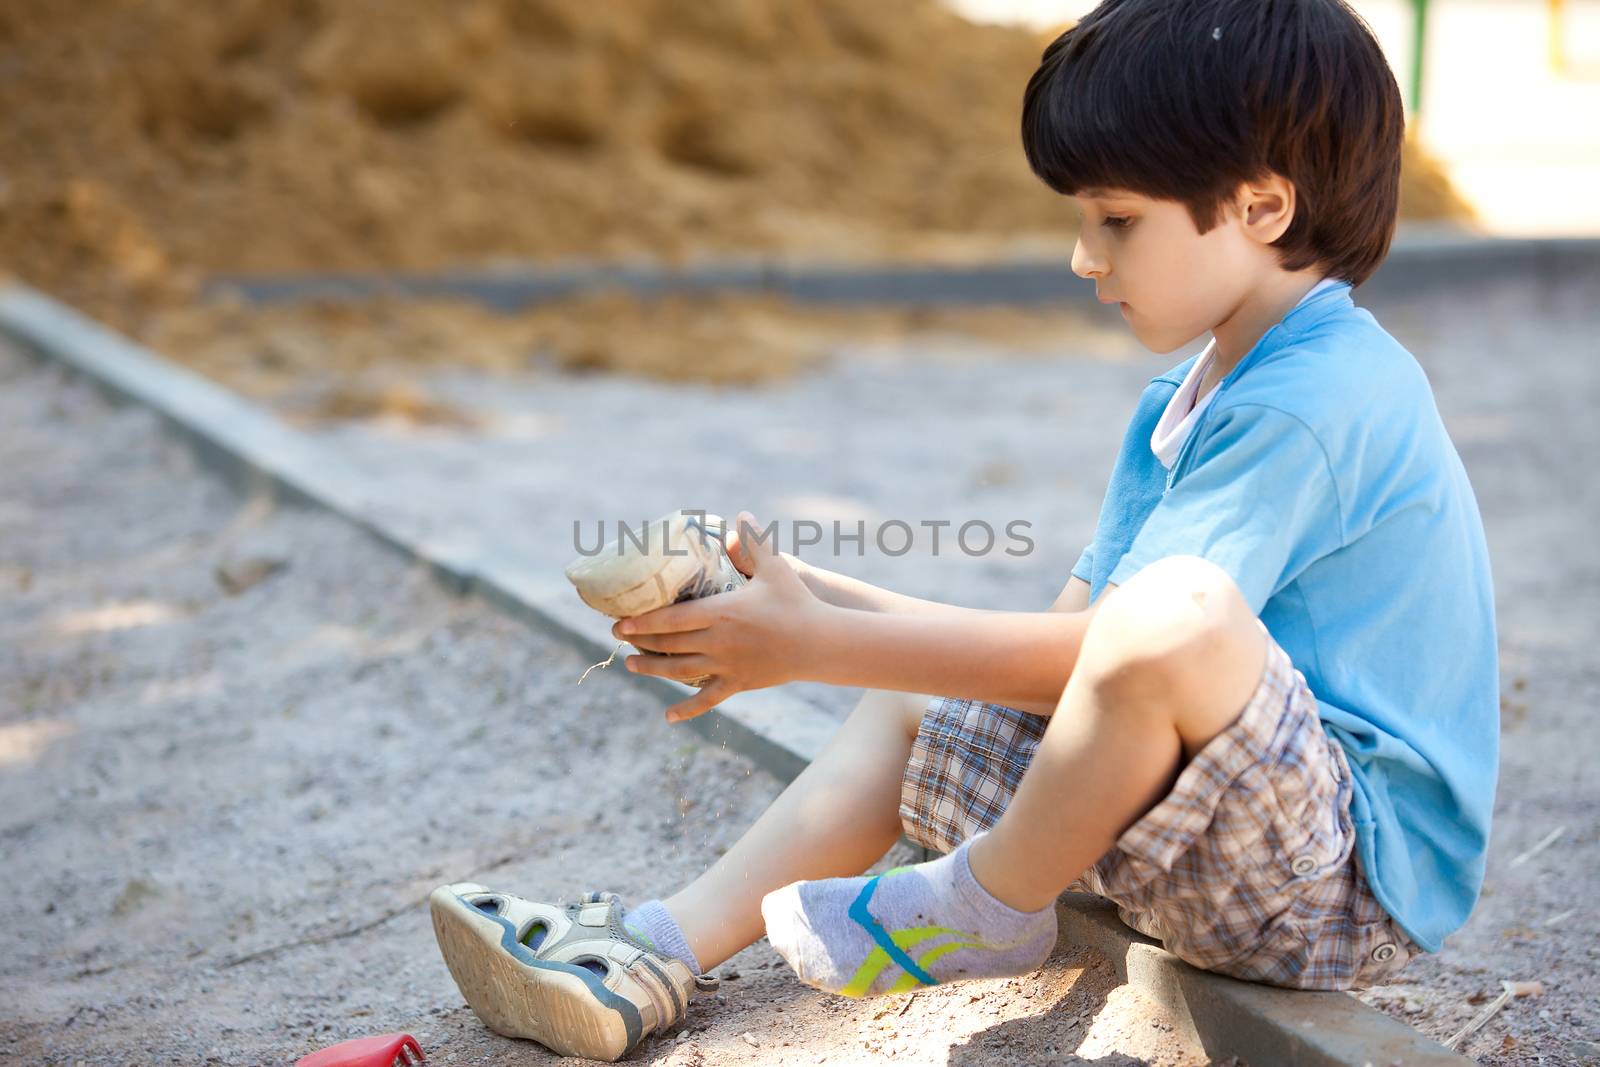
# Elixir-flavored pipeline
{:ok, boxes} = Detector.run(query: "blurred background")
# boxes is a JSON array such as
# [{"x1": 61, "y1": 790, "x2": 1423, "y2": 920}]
[
  {"x1": 0, "y1": 0, "x2": 1518, "y2": 396},
  {"x1": 0, "y1": 0, "x2": 1592, "y2": 404},
  {"x1": 957, "y1": 0, "x2": 1600, "y2": 237}
]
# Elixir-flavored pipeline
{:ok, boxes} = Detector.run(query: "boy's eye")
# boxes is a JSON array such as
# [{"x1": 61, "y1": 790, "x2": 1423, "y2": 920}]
[{"x1": 1101, "y1": 216, "x2": 1132, "y2": 230}]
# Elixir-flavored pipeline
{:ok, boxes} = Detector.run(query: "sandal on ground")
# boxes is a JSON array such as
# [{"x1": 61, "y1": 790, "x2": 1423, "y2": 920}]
[{"x1": 429, "y1": 882, "x2": 719, "y2": 1062}]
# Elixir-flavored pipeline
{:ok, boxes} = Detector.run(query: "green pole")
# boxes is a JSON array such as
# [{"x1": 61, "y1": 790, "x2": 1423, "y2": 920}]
[{"x1": 1409, "y1": 0, "x2": 1430, "y2": 118}]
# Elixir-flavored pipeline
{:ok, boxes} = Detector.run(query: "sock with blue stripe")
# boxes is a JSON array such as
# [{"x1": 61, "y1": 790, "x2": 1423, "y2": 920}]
[
  {"x1": 759, "y1": 832, "x2": 1056, "y2": 997},
  {"x1": 623, "y1": 899, "x2": 703, "y2": 974}
]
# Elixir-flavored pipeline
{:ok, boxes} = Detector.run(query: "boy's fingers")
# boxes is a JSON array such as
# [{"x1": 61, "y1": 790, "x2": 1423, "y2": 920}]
[
  {"x1": 618, "y1": 601, "x2": 711, "y2": 637},
  {"x1": 615, "y1": 629, "x2": 696, "y2": 654},
  {"x1": 666, "y1": 679, "x2": 734, "y2": 723},
  {"x1": 727, "y1": 535, "x2": 756, "y2": 578},
  {"x1": 626, "y1": 652, "x2": 714, "y2": 683},
  {"x1": 722, "y1": 531, "x2": 754, "y2": 578},
  {"x1": 735, "y1": 511, "x2": 776, "y2": 570}
]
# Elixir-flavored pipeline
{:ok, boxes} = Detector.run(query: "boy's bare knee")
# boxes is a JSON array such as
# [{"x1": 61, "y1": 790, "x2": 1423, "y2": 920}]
[
  {"x1": 1091, "y1": 556, "x2": 1246, "y2": 660},
  {"x1": 1078, "y1": 556, "x2": 1264, "y2": 736}
]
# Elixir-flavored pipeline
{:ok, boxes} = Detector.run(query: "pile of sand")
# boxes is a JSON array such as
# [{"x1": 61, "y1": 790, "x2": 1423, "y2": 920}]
[
  {"x1": 0, "y1": 0, "x2": 1053, "y2": 320},
  {"x1": 0, "y1": 0, "x2": 1470, "y2": 330}
]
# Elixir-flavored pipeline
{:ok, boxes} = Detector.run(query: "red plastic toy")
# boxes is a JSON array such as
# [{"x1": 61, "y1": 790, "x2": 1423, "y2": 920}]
[{"x1": 294, "y1": 1033, "x2": 425, "y2": 1067}]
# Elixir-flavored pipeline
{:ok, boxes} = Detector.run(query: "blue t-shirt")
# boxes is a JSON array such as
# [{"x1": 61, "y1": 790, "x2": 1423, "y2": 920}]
[{"x1": 1072, "y1": 281, "x2": 1498, "y2": 952}]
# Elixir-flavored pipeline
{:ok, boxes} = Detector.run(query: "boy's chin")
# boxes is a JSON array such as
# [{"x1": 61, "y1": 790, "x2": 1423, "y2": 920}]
[
  {"x1": 1123, "y1": 311, "x2": 1200, "y2": 355},
  {"x1": 1132, "y1": 329, "x2": 1202, "y2": 356}
]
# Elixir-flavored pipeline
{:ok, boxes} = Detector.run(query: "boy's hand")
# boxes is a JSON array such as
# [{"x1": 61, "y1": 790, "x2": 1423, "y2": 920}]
[
  {"x1": 725, "y1": 515, "x2": 817, "y2": 591},
  {"x1": 723, "y1": 516, "x2": 761, "y2": 578},
  {"x1": 613, "y1": 511, "x2": 828, "y2": 723}
]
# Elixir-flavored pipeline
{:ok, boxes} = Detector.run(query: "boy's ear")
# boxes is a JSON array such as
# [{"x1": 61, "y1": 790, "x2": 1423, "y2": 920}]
[{"x1": 1235, "y1": 173, "x2": 1297, "y2": 245}]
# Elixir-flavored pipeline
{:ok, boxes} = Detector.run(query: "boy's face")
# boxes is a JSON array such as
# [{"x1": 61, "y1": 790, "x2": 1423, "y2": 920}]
[{"x1": 1069, "y1": 187, "x2": 1265, "y2": 354}]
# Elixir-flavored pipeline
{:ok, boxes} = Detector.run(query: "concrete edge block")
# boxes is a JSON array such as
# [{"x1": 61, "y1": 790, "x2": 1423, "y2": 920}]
[
  {"x1": 0, "y1": 283, "x2": 1472, "y2": 1067},
  {"x1": 467, "y1": 553, "x2": 832, "y2": 782},
  {"x1": 0, "y1": 284, "x2": 836, "y2": 784},
  {"x1": 209, "y1": 233, "x2": 1600, "y2": 311},
  {"x1": 1056, "y1": 894, "x2": 1472, "y2": 1066}
]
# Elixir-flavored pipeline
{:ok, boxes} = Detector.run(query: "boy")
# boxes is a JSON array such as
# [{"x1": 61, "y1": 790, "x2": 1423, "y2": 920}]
[{"x1": 427, "y1": 0, "x2": 1499, "y2": 1059}]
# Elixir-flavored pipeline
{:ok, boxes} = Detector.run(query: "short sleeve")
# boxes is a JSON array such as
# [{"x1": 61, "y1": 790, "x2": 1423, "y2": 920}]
[
  {"x1": 1070, "y1": 542, "x2": 1095, "y2": 583},
  {"x1": 1105, "y1": 403, "x2": 1345, "y2": 614}
]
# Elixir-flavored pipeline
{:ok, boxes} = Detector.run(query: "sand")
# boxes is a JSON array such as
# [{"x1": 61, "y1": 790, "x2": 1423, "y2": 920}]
[
  {"x1": 135, "y1": 290, "x2": 1121, "y2": 418},
  {"x1": 0, "y1": 336, "x2": 1220, "y2": 1065},
  {"x1": 0, "y1": 0, "x2": 1472, "y2": 332}
]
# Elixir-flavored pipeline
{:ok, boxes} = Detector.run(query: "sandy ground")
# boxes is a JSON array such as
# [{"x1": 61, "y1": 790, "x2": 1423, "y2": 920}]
[
  {"x1": 155, "y1": 269, "x2": 1600, "y2": 1065},
  {"x1": 0, "y1": 341, "x2": 1215, "y2": 1065}
]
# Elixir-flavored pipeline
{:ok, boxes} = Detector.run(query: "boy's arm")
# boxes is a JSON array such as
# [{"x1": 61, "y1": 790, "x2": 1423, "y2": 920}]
[
  {"x1": 796, "y1": 561, "x2": 1095, "y2": 619},
  {"x1": 806, "y1": 584, "x2": 1115, "y2": 716},
  {"x1": 627, "y1": 582, "x2": 1113, "y2": 722},
  {"x1": 625, "y1": 515, "x2": 1111, "y2": 721},
  {"x1": 911, "y1": 575, "x2": 1097, "y2": 715},
  {"x1": 800, "y1": 572, "x2": 1100, "y2": 713},
  {"x1": 1048, "y1": 574, "x2": 1093, "y2": 614},
  {"x1": 792, "y1": 555, "x2": 993, "y2": 618}
]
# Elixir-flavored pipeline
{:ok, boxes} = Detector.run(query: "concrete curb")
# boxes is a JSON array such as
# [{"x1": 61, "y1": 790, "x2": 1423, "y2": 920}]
[
  {"x1": 0, "y1": 284, "x2": 1473, "y2": 1067},
  {"x1": 1056, "y1": 894, "x2": 1470, "y2": 1066},
  {"x1": 212, "y1": 229, "x2": 1600, "y2": 311},
  {"x1": 0, "y1": 286, "x2": 837, "y2": 781}
]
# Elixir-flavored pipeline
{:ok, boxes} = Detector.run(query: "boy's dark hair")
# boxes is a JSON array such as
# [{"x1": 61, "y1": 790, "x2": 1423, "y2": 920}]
[{"x1": 1021, "y1": 0, "x2": 1404, "y2": 286}]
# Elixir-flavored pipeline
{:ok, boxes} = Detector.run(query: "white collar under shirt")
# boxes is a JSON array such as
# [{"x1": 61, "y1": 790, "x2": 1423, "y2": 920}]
[{"x1": 1150, "y1": 278, "x2": 1338, "y2": 470}]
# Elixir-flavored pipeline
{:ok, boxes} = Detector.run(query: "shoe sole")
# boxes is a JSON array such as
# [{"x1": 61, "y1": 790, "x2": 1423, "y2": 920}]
[{"x1": 429, "y1": 887, "x2": 642, "y2": 1062}]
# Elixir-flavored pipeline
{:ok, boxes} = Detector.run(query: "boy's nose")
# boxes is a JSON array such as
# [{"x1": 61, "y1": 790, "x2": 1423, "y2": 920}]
[{"x1": 1071, "y1": 237, "x2": 1107, "y2": 280}]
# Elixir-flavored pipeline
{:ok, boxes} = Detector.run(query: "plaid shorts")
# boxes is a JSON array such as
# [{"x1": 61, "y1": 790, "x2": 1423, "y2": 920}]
[{"x1": 898, "y1": 622, "x2": 1417, "y2": 991}]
